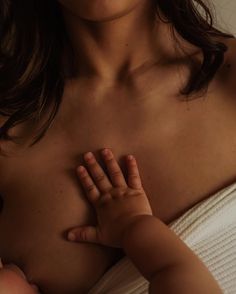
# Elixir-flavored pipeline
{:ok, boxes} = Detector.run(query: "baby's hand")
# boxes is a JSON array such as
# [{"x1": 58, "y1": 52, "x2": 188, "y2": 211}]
[
  {"x1": 68, "y1": 148, "x2": 153, "y2": 247},
  {"x1": 0, "y1": 260, "x2": 39, "y2": 294}
]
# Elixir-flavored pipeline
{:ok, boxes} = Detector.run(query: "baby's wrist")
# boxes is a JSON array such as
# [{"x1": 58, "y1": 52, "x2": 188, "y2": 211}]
[
  {"x1": 120, "y1": 215, "x2": 190, "y2": 278},
  {"x1": 121, "y1": 214, "x2": 157, "y2": 247}
]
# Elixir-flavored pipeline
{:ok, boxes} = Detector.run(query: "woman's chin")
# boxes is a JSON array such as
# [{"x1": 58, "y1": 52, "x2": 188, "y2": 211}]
[{"x1": 58, "y1": 0, "x2": 142, "y2": 22}]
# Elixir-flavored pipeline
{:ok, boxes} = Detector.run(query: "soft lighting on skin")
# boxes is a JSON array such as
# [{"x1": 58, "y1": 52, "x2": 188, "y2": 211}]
[{"x1": 57, "y1": 0, "x2": 150, "y2": 22}]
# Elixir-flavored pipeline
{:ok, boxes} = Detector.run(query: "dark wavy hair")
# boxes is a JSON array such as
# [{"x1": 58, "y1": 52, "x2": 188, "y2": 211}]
[{"x1": 0, "y1": 0, "x2": 235, "y2": 147}]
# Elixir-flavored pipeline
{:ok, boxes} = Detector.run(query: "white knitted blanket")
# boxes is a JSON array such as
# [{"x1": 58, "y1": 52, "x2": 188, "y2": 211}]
[{"x1": 89, "y1": 182, "x2": 236, "y2": 294}]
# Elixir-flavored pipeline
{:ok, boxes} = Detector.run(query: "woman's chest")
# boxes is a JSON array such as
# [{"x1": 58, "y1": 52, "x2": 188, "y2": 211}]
[{"x1": 1, "y1": 89, "x2": 236, "y2": 225}]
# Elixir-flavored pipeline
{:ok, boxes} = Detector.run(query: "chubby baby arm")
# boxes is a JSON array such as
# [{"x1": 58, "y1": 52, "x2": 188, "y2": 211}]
[
  {"x1": 122, "y1": 215, "x2": 222, "y2": 294},
  {"x1": 68, "y1": 148, "x2": 222, "y2": 293}
]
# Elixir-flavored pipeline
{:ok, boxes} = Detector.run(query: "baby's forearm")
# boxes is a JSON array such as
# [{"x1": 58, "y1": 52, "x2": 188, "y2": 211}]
[
  {"x1": 121, "y1": 215, "x2": 222, "y2": 293},
  {"x1": 149, "y1": 259, "x2": 222, "y2": 294},
  {"x1": 122, "y1": 215, "x2": 195, "y2": 278}
]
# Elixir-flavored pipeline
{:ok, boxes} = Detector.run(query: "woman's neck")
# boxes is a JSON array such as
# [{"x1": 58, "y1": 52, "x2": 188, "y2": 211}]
[{"x1": 59, "y1": 1, "x2": 175, "y2": 83}]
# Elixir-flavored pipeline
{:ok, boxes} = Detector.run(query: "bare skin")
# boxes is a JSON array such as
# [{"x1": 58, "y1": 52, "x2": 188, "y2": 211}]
[
  {"x1": 68, "y1": 148, "x2": 222, "y2": 293},
  {"x1": 0, "y1": 261, "x2": 38, "y2": 294},
  {"x1": 0, "y1": 0, "x2": 236, "y2": 293}
]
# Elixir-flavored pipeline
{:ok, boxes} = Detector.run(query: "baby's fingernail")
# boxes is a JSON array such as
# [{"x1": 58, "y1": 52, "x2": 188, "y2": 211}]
[
  {"x1": 102, "y1": 148, "x2": 109, "y2": 155},
  {"x1": 68, "y1": 232, "x2": 76, "y2": 241},
  {"x1": 84, "y1": 152, "x2": 93, "y2": 160},
  {"x1": 77, "y1": 166, "x2": 85, "y2": 173}
]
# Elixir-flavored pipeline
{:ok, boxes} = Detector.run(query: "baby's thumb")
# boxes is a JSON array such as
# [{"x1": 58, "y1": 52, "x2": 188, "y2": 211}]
[{"x1": 67, "y1": 226, "x2": 100, "y2": 244}]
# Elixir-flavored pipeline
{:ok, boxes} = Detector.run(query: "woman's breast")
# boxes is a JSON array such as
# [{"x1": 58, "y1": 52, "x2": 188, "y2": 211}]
[
  {"x1": 0, "y1": 145, "x2": 120, "y2": 294},
  {"x1": 1, "y1": 89, "x2": 236, "y2": 293}
]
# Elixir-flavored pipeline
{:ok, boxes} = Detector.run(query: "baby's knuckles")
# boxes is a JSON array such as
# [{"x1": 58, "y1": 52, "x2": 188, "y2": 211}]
[
  {"x1": 107, "y1": 190, "x2": 152, "y2": 219},
  {"x1": 98, "y1": 193, "x2": 151, "y2": 222}
]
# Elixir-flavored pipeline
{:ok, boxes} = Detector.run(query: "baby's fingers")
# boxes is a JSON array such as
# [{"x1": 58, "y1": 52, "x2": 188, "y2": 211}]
[
  {"x1": 76, "y1": 166, "x2": 100, "y2": 204},
  {"x1": 127, "y1": 155, "x2": 142, "y2": 189}
]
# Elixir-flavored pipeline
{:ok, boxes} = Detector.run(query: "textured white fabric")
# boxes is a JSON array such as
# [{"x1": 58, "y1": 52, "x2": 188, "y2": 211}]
[{"x1": 89, "y1": 182, "x2": 236, "y2": 294}]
